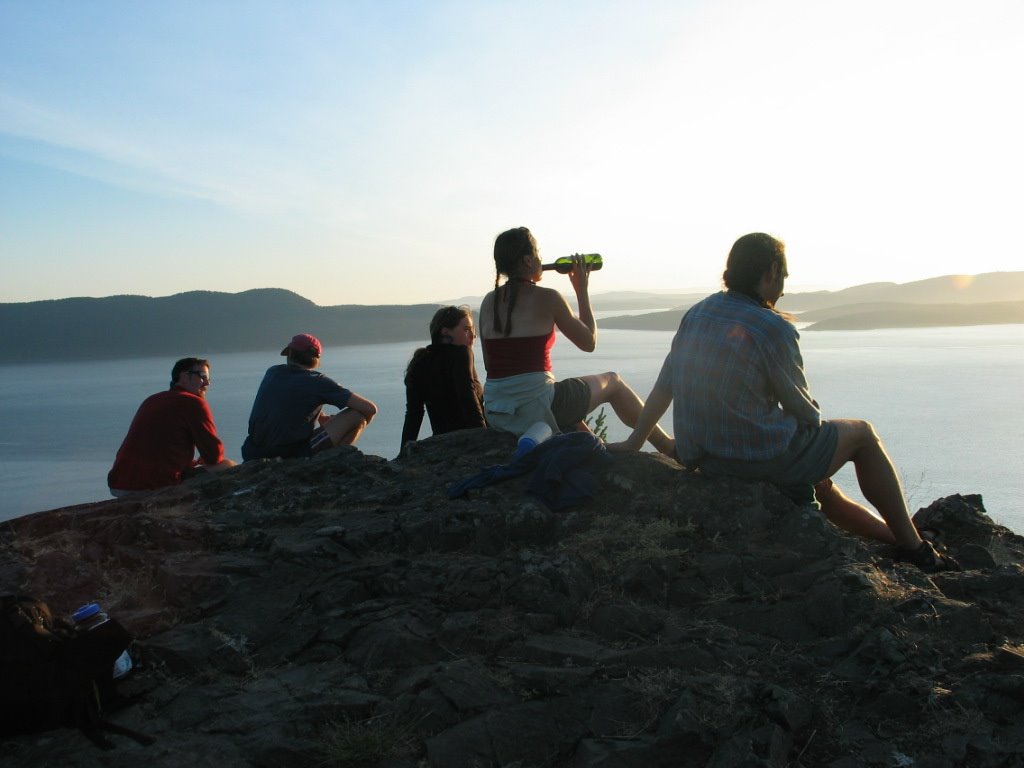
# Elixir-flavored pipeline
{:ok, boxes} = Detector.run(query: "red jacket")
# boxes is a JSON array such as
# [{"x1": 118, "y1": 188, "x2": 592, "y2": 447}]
[{"x1": 107, "y1": 386, "x2": 226, "y2": 491}]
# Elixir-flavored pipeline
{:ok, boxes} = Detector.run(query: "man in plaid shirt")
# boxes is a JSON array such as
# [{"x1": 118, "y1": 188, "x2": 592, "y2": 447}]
[{"x1": 610, "y1": 233, "x2": 958, "y2": 573}]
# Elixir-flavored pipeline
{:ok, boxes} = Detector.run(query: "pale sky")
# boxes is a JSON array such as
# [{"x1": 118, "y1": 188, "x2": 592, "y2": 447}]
[{"x1": 2, "y1": 0, "x2": 1021, "y2": 306}]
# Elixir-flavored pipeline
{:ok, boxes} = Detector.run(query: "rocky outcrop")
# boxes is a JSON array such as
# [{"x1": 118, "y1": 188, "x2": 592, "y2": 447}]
[{"x1": 2, "y1": 429, "x2": 1022, "y2": 767}]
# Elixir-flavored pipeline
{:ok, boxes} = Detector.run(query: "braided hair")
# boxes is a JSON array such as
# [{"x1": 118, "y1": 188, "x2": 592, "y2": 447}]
[{"x1": 492, "y1": 226, "x2": 538, "y2": 337}]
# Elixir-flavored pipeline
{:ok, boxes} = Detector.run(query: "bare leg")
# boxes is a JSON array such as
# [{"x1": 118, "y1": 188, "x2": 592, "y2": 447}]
[
  {"x1": 815, "y1": 477, "x2": 896, "y2": 544},
  {"x1": 322, "y1": 409, "x2": 370, "y2": 446},
  {"x1": 824, "y1": 419, "x2": 921, "y2": 550},
  {"x1": 580, "y1": 372, "x2": 674, "y2": 455}
]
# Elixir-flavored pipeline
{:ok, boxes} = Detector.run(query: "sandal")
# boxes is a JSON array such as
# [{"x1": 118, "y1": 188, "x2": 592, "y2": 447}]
[{"x1": 897, "y1": 540, "x2": 961, "y2": 573}]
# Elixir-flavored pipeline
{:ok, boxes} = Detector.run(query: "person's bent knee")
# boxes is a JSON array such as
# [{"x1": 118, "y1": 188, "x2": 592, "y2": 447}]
[
  {"x1": 826, "y1": 419, "x2": 882, "y2": 474},
  {"x1": 853, "y1": 419, "x2": 881, "y2": 445},
  {"x1": 352, "y1": 403, "x2": 377, "y2": 423},
  {"x1": 831, "y1": 418, "x2": 879, "y2": 446},
  {"x1": 600, "y1": 371, "x2": 624, "y2": 392},
  {"x1": 582, "y1": 371, "x2": 620, "y2": 388}
]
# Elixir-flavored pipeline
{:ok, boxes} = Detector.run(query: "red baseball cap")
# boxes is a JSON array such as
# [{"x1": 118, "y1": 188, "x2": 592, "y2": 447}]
[{"x1": 281, "y1": 333, "x2": 322, "y2": 357}]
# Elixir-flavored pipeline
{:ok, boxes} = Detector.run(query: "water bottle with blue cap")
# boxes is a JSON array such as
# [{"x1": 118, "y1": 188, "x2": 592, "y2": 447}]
[
  {"x1": 513, "y1": 421, "x2": 553, "y2": 460},
  {"x1": 72, "y1": 602, "x2": 134, "y2": 679}
]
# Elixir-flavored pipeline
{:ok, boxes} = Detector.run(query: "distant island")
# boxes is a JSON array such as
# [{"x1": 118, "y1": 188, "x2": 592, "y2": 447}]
[
  {"x1": 600, "y1": 299, "x2": 1024, "y2": 332},
  {"x1": 2, "y1": 272, "x2": 1022, "y2": 363},
  {"x1": 0, "y1": 289, "x2": 441, "y2": 363},
  {"x1": 598, "y1": 272, "x2": 1024, "y2": 332}
]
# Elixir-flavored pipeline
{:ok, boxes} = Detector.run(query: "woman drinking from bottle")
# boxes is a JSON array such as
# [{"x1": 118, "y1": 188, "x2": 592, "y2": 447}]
[{"x1": 478, "y1": 226, "x2": 675, "y2": 455}]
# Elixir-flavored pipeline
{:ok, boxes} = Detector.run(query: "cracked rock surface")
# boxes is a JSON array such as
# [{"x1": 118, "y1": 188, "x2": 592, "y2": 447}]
[{"x1": 2, "y1": 428, "x2": 1022, "y2": 767}]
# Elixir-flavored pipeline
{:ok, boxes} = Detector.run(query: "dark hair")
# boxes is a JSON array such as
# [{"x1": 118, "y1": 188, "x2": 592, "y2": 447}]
[
  {"x1": 286, "y1": 348, "x2": 319, "y2": 368},
  {"x1": 429, "y1": 305, "x2": 472, "y2": 345},
  {"x1": 723, "y1": 233, "x2": 787, "y2": 308},
  {"x1": 405, "y1": 305, "x2": 473, "y2": 381},
  {"x1": 171, "y1": 357, "x2": 209, "y2": 387},
  {"x1": 492, "y1": 226, "x2": 538, "y2": 337}
]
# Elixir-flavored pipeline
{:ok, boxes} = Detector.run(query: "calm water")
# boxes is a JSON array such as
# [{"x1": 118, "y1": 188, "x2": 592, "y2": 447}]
[{"x1": 1, "y1": 325, "x2": 1021, "y2": 531}]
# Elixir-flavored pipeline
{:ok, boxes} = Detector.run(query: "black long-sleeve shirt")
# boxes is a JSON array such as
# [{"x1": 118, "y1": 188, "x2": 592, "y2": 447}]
[{"x1": 401, "y1": 344, "x2": 486, "y2": 447}]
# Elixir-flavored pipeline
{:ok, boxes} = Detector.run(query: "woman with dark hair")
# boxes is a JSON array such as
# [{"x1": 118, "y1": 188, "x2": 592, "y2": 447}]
[
  {"x1": 401, "y1": 305, "x2": 486, "y2": 448},
  {"x1": 478, "y1": 226, "x2": 674, "y2": 453}
]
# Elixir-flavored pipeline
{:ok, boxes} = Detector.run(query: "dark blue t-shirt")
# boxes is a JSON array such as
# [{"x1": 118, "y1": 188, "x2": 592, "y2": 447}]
[{"x1": 241, "y1": 363, "x2": 352, "y2": 460}]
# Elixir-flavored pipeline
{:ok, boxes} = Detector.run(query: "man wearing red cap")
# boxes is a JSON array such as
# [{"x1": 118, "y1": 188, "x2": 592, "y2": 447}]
[
  {"x1": 108, "y1": 357, "x2": 236, "y2": 494},
  {"x1": 241, "y1": 333, "x2": 378, "y2": 460}
]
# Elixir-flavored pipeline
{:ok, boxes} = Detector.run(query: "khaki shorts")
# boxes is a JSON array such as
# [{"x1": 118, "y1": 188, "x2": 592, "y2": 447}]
[{"x1": 696, "y1": 422, "x2": 838, "y2": 508}]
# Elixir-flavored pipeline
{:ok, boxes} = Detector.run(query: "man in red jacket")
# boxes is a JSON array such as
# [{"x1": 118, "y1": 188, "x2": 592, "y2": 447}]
[{"x1": 108, "y1": 357, "x2": 235, "y2": 495}]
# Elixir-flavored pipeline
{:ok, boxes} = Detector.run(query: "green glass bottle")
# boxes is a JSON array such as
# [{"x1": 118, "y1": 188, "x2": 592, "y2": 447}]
[{"x1": 541, "y1": 253, "x2": 603, "y2": 273}]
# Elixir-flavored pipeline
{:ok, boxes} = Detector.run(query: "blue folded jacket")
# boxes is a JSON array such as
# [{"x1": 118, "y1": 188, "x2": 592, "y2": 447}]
[{"x1": 448, "y1": 431, "x2": 611, "y2": 511}]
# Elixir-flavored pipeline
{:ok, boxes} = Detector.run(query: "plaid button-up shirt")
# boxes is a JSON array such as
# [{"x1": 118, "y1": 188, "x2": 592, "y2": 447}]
[{"x1": 655, "y1": 290, "x2": 820, "y2": 463}]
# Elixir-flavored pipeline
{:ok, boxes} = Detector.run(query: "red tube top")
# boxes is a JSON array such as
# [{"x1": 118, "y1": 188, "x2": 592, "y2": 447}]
[{"x1": 482, "y1": 330, "x2": 556, "y2": 378}]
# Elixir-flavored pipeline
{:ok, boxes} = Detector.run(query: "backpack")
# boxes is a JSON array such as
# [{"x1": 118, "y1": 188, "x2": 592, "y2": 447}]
[{"x1": 0, "y1": 594, "x2": 153, "y2": 749}]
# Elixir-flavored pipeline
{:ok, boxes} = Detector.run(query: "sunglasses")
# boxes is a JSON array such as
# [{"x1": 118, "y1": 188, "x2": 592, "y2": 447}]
[{"x1": 187, "y1": 371, "x2": 212, "y2": 385}]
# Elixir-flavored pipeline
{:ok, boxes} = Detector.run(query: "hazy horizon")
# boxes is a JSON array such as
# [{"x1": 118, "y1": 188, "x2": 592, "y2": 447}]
[
  {"x1": 5, "y1": 268, "x2": 1020, "y2": 308},
  {"x1": 3, "y1": 2, "x2": 1023, "y2": 306}
]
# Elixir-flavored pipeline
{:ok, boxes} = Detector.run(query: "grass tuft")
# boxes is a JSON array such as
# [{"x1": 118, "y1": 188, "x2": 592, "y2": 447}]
[
  {"x1": 318, "y1": 713, "x2": 416, "y2": 767},
  {"x1": 561, "y1": 513, "x2": 694, "y2": 573}
]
